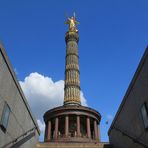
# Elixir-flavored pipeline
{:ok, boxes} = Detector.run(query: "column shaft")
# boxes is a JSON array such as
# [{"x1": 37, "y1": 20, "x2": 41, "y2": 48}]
[
  {"x1": 77, "y1": 115, "x2": 80, "y2": 137},
  {"x1": 47, "y1": 120, "x2": 51, "y2": 141},
  {"x1": 86, "y1": 117, "x2": 91, "y2": 138},
  {"x1": 65, "y1": 115, "x2": 69, "y2": 137},
  {"x1": 54, "y1": 117, "x2": 59, "y2": 139},
  {"x1": 97, "y1": 125, "x2": 100, "y2": 141},
  {"x1": 64, "y1": 31, "x2": 81, "y2": 105},
  {"x1": 94, "y1": 120, "x2": 98, "y2": 139}
]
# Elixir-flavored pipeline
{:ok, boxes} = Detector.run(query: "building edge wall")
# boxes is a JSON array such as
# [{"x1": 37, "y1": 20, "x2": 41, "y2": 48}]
[
  {"x1": 0, "y1": 43, "x2": 40, "y2": 135},
  {"x1": 108, "y1": 46, "x2": 148, "y2": 148},
  {"x1": 108, "y1": 46, "x2": 148, "y2": 135}
]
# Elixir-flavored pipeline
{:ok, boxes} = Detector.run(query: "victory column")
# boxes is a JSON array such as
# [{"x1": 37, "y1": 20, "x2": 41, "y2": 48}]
[{"x1": 43, "y1": 14, "x2": 101, "y2": 143}]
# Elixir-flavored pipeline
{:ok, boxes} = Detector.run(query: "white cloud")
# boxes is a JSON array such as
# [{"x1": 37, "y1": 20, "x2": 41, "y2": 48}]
[
  {"x1": 20, "y1": 72, "x2": 64, "y2": 120},
  {"x1": 19, "y1": 72, "x2": 87, "y2": 141},
  {"x1": 80, "y1": 92, "x2": 87, "y2": 106}
]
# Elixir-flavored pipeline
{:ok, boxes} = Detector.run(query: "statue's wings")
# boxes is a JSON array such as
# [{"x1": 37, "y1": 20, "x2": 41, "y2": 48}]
[
  {"x1": 65, "y1": 21, "x2": 69, "y2": 24},
  {"x1": 75, "y1": 21, "x2": 80, "y2": 25}
]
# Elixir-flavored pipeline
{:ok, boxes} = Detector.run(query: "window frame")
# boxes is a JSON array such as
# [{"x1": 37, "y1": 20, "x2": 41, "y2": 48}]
[
  {"x1": 0, "y1": 102, "x2": 11, "y2": 132},
  {"x1": 141, "y1": 102, "x2": 148, "y2": 130}
]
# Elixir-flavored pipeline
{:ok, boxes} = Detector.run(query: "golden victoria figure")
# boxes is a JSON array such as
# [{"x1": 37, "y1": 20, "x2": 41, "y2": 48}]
[{"x1": 65, "y1": 13, "x2": 79, "y2": 32}]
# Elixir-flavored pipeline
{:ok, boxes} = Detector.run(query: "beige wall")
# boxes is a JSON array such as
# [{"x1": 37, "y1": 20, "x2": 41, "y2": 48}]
[
  {"x1": 0, "y1": 44, "x2": 40, "y2": 148},
  {"x1": 108, "y1": 47, "x2": 148, "y2": 148}
]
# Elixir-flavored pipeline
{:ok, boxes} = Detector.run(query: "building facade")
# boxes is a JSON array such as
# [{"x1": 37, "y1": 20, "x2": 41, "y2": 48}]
[
  {"x1": 108, "y1": 47, "x2": 148, "y2": 148},
  {"x1": 0, "y1": 44, "x2": 40, "y2": 148}
]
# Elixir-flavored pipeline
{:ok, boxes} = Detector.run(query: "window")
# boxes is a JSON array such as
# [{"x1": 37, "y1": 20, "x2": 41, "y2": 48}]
[
  {"x1": 141, "y1": 102, "x2": 148, "y2": 129},
  {"x1": 0, "y1": 102, "x2": 11, "y2": 132}
]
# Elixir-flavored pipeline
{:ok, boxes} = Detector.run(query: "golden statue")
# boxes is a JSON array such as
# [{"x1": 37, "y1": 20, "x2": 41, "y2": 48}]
[{"x1": 65, "y1": 13, "x2": 79, "y2": 32}]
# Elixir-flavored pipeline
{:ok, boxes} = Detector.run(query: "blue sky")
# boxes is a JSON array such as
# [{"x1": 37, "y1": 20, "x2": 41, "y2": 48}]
[{"x1": 0, "y1": 0, "x2": 148, "y2": 142}]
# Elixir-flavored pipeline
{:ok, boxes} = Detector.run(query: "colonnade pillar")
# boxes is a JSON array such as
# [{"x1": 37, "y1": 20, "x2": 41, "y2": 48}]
[
  {"x1": 65, "y1": 115, "x2": 69, "y2": 137},
  {"x1": 47, "y1": 120, "x2": 51, "y2": 141},
  {"x1": 97, "y1": 125, "x2": 100, "y2": 141},
  {"x1": 77, "y1": 115, "x2": 81, "y2": 137},
  {"x1": 94, "y1": 120, "x2": 98, "y2": 139},
  {"x1": 54, "y1": 117, "x2": 59, "y2": 139},
  {"x1": 45, "y1": 116, "x2": 99, "y2": 141},
  {"x1": 86, "y1": 117, "x2": 91, "y2": 138}
]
